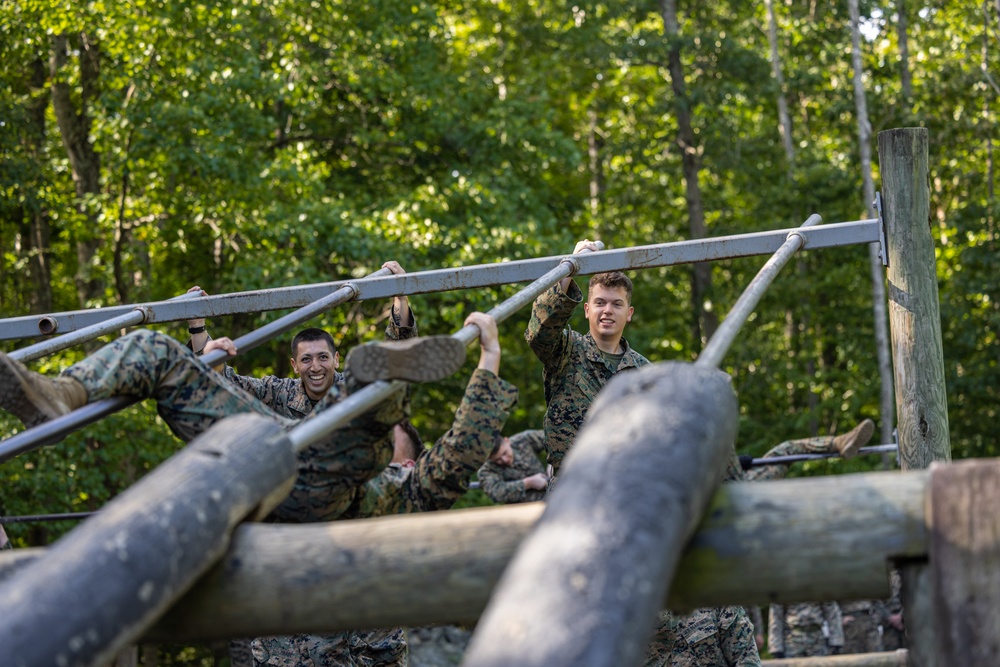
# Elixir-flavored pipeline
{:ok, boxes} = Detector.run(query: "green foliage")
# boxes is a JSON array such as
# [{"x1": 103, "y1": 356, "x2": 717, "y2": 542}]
[{"x1": 0, "y1": 0, "x2": 995, "y2": 543}]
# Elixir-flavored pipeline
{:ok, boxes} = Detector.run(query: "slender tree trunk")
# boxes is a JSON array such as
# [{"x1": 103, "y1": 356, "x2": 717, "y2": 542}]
[
  {"x1": 897, "y1": 0, "x2": 912, "y2": 101},
  {"x1": 849, "y1": 0, "x2": 896, "y2": 453},
  {"x1": 26, "y1": 57, "x2": 53, "y2": 313},
  {"x1": 765, "y1": 0, "x2": 795, "y2": 173},
  {"x1": 587, "y1": 107, "x2": 606, "y2": 238},
  {"x1": 660, "y1": 0, "x2": 717, "y2": 347},
  {"x1": 50, "y1": 32, "x2": 104, "y2": 306}
]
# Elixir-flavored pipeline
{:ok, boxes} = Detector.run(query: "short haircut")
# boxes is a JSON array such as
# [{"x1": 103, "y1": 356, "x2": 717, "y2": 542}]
[
  {"x1": 588, "y1": 271, "x2": 634, "y2": 304},
  {"x1": 291, "y1": 328, "x2": 337, "y2": 358},
  {"x1": 490, "y1": 434, "x2": 505, "y2": 457},
  {"x1": 396, "y1": 418, "x2": 424, "y2": 460}
]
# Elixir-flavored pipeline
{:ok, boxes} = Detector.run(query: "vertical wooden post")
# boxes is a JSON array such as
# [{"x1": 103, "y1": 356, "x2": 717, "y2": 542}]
[
  {"x1": 878, "y1": 127, "x2": 950, "y2": 468},
  {"x1": 877, "y1": 127, "x2": 949, "y2": 667}
]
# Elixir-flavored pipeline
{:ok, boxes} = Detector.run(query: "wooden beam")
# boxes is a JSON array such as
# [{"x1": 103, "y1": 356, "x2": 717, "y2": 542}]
[
  {"x1": 0, "y1": 469, "x2": 928, "y2": 645},
  {"x1": 0, "y1": 414, "x2": 296, "y2": 667},
  {"x1": 762, "y1": 650, "x2": 908, "y2": 666},
  {"x1": 463, "y1": 362, "x2": 741, "y2": 667}
]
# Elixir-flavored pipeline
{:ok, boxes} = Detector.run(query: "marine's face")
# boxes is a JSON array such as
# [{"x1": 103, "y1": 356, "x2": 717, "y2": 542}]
[
  {"x1": 584, "y1": 284, "x2": 633, "y2": 341},
  {"x1": 490, "y1": 439, "x2": 514, "y2": 467},
  {"x1": 290, "y1": 340, "x2": 339, "y2": 401}
]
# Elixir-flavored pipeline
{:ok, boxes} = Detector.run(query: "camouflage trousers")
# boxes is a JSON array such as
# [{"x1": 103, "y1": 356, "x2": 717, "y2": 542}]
[
  {"x1": 840, "y1": 601, "x2": 883, "y2": 654},
  {"x1": 63, "y1": 330, "x2": 400, "y2": 522},
  {"x1": 251, "y1": 627, "x2": 407, "y2": 667},
  {"x1": 644, "y1": 606, "x2": 761, "y2": 667},
  {"x1": 744, "y1": 436, "x2": 837, "y2": 482}
]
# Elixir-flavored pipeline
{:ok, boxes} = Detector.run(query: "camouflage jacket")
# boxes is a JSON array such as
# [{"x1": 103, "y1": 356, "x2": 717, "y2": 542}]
[
  {"x1": 215, "y1": 308, "x2": 415, "y2": 420},
  {"x1": 645, "y1": 606, "x2": 762, "y2": 666},
  {"x1": 525, "y1": 281, "x2": 649, "y2": 472},
  {"x1": 477, "y1": 429, "x2": 546, "y2": 504},
  {"x1": 345, "y1": 368, "x2": 518, "y2": 518},
  {"x1": 768, "y1": 601, "x2": 845, "y2": 656}
]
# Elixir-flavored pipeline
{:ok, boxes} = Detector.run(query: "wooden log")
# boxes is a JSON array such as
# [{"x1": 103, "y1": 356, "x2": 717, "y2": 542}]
[
  {"x1": 877, "y1": 127, "x2": 950, "y2": 469},
  {"x1": 762, "y1": 650, "x2": 908, "y2": 666},
  {"x1": 929, "y1": 459, "x2": 1000, "y2": 664},
  {"x1": 0, "y1": 469, "x2": 928, "y2": 643},
  {"x1": 463, "y1": 362, "x2": 741, "y2": 667},
  {"x1": 0, "y1": 413, "x2": 297, "y2": 667}
]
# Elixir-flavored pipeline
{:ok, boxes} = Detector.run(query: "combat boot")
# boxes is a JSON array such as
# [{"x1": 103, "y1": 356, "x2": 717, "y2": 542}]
[
  {"x1": 345, "y1": 335, "x2": 467, "y2": 384},
  {"x1": 0, "y1": 352, "x2": 88, "y2": 428},
  {"x1": 832, "y1": 418, "x2": 875, "y2": 459}
]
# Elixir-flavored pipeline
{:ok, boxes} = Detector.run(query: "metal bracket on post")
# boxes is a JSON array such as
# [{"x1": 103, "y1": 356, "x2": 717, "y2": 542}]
[{"x1": 875, "y1": 191, "x2": 889, "y2": 267}]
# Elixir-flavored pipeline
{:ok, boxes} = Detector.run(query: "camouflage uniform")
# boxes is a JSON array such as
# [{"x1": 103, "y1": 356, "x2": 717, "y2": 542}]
[
  {"x1": 59, "y1": 329, "x2": 405, "y2": 524},
  {"x1": 644, "y1": 606, "x2": 761, "y2": 666},
  {"x1": 744, "y1": 435, "x2": 843, "y2": 482},
  {"x1": 768, "y1": 602, "x2": 845, "y2": 658},
  {"x1": 839, "y1": 600, "x2": 883, "y2": 654},
  {"x1": 476, "y1": 429, "x2": 546, "y2": 504},
  {"x1": 878, "y1": 570, "x2": 905, "y2": 651},
  {"x1": 253, "y1": 368, "x2": 518, "y2": 667},
  {"x1": 524, "y1": 281, "x2": 649, "y2": 474}
]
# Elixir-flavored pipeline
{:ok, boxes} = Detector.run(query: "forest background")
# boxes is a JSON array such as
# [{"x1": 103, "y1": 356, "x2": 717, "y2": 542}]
[{"x1": 1, "y1": 0, "x2": 996, "y2": 556}]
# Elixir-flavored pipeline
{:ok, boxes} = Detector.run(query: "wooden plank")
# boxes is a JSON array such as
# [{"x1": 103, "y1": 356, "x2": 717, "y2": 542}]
[
  {"x1": 929, "y1": 459, "x2": 1000, "y2": 664},
  {"x1": 762, "y1": 650, "x2": 907, "y2": 666}
]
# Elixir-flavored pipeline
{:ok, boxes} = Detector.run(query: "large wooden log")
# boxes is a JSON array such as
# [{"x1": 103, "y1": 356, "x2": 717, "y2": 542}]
[
  {"x1": 463, "y1": 363, "x2": 740, "y2": 667},
  {"x1": 878, "y1": 127, "x2": 949, "y2": 468},
  {"x1": 0, "y1": 469, "x2": 927, "y2": 642},
  {"x1": 0, "y1": 414, "x2": 297, "y2": 667},
  {"x1": 762, "y1": 650, "x2": 908, "y2": 666}
]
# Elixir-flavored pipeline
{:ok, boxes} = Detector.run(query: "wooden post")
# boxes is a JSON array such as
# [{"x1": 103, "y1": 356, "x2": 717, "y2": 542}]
[
  {"x1": 878, "y1": 127, "x2": 948, "y2": 667},
  {"x1": 928, "y1": 459, "x2": 1000, "y2": 664},
  {"x1": 463, "y1": 362, "x2": 740, "y2": 667},
  {"x1": 0, "y1": 414, "x2": 297, "y2": 667},
  {"x1": 878, "y1": 127, "x2": 950, "y2": 468}
]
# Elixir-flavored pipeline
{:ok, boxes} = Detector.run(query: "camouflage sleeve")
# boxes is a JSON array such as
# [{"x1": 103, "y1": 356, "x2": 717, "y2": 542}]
[
  {"x1": 410, "y1": 369, "x2": 518, "y2": 511},
  {"x1": 514, "y1": 429, "x2": 546, "y2": 455},
  {"x1": 477, "y1": 460, "x2": 531, "y2": 504},
  {"x1": 386, "y1": 305, "x2": 417, "y2": 341},
  {"x1": 222, "y1": 365, "x2": 276, "y2": 403},
  {"x1": 749, "y1": 605, "x2": 764, "y2": 638},
  {"x1": 767, "y1": 604, "x2": 785, "y2": 656},
  {"x1": 823, "y1": 601, "x2": 845, "y2": 647},
  {"x1": 719, "y1": 606, "x2": 763, "y2": 666},
  {"x1": 524, "y1": 282, "x2": 582, "y2": 368}
]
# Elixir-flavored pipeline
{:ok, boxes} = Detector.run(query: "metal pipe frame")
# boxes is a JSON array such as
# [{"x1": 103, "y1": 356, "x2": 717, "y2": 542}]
[{"x1": 0, "y1": 219, "x2": 878, "y2": 341}]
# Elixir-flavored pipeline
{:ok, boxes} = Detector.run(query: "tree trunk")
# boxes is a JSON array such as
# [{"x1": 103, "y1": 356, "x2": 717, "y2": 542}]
[
  {"x1": 587, "y1": 107, "x2": 606, "y2": 238},
  {"x1": 26, "y1": 56, "x2": 53, "y2": 313},
  {"x1": 898, "y1": 0, "x2": 912, "y2": 101},
  {"x1": 660, "y1": 0, "x2": 717, "y2": 347},
  {"x1": 765, "y1": 0, "x2": 795, "y2": 173},
  {"x1": 849, "y1": 0, "x2": 896, "y2": 453},
  {"x1": 50, "y1": 32, "x2": 104, "y2": 306}
]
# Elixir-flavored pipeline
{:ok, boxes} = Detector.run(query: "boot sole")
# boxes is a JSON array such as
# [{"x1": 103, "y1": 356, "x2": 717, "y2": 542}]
[
  {"x1": 0, "y1": 353, "x2": 60, "y2": 428},
  {"x1": 839, "y1": 418, "x2": 875, "y2": 459},
  {"x1": 346, "y1": 336, "x2": 468, "y2": 384}
]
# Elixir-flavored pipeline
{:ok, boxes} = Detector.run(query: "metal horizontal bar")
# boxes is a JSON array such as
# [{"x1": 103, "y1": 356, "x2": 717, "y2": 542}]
[
  {"x1": 750, "y1": 443, "x2": 899, "y2": 466},
  {"x1": 0, "y1": 512, "x2": 97, "y2": 524},
  {"x1": 0, "y1": 220, "x2": 878, "y2": 341}
]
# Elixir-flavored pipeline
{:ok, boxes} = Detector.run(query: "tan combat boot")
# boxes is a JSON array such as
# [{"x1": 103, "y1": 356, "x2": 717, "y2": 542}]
[
  {"x1": 833, "y1": 418, "x2": 875, "y2": 459},
  {"x1": 345, "y1": 335, "x2": 467, "y2": 384},
  {"x1": 0, "y1": 352, "x2": 88, "y2": 428}
]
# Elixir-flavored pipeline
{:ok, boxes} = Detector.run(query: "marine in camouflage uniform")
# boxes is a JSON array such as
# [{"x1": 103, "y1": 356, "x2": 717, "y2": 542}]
[
  {"x1": 476, "y1": 429, "x2": 546, "y2": 504},
  {"x1": 643, "y1": 606, "x2": 761, "y2": 666},
  {"x1": 524, "y1": 269, "x2": 649, "y2": 476},
  {"x1": 252, "y1": 312, "x2": 513, "y2": 667},
  {"x1": 768, "y1": 602, "x2": 845, "y2": 658},
  {"x1": 839, "y1": 600, "x2": 883, "y2": 654}
]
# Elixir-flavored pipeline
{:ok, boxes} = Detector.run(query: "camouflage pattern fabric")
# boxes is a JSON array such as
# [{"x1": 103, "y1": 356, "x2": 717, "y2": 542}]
[
  {"x1": 217, "y1": 310, "x2": 414, "y2": 421},
  {"x1": 644, "y1": 606, "x2": 762, "y2": 666},
  {"x1": 839, "y1": 600, "x2": 883, "y2": 654},
  {"x1": 768, "y1": 602, "x2": 845, "y2": 658},
  {"x1": 524, "y1": 281, "x2": 649, "y2": 474},
  {"x1": 61, "y1": 329, "x2": 403, "y2": 524},
  {"x1": 744, "y1": 436, "x2": 838, "y2": 482},
  {"x1": 879, "y1": 570, "x2": 905, "y2": 651},
  {"x1": 255, "y1": 368, "x2": 517, "y2": 667},
  {"x1": 477, "y1": 429, "x2": 546, "y2": 504}
]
